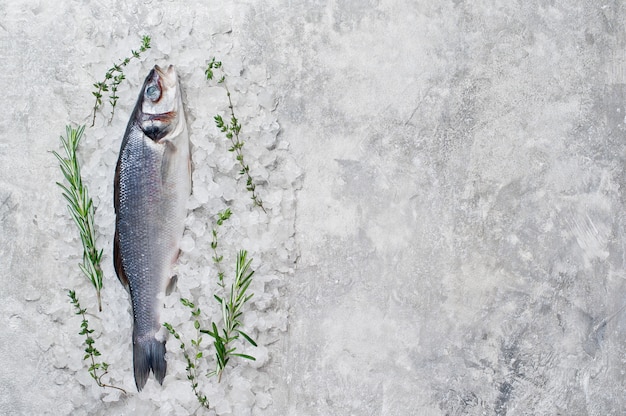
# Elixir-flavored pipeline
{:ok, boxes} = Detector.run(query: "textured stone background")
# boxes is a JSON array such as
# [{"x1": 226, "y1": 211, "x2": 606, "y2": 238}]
[{"x1": 2, "y1": 0, "x2": 626, "y2": 415}]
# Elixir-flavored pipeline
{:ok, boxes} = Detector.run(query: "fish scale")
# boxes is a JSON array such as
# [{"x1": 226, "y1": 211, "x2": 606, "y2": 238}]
[
  {"x1": 118, "y1": 134, "x2": 163, "y2": 328},
  {"x1": 114, "y1": 65, "x2": 190, "y2": 391}
]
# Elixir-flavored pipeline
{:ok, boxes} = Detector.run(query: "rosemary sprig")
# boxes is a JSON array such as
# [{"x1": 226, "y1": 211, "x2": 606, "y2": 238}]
[
  {"x1": 164, "y1": 300, "x2": 210, "y2": 410},
  {"x1": 91, "y1": 35, "x2": 151, "y2": 126},
  {"x1": 202, "y1": 250, "x2": 257, "y2": 382},
  {"x1": 206, "y1": 58, "x2": 266, "y2": 212},
  {"x1": 53, "y1": 125, "x2": 104, "y2": 311},
  {"x1": 68, "y1": 290, "x2": 127, "y2": 394},
  {"x1": 164, "y1": 233, "x2": 257, "y2": 410}
]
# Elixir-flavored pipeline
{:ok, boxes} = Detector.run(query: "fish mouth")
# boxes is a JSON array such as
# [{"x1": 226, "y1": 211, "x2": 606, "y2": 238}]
[
  {"x1": 154, "y1": 65, "x2": 177, "y2": 87},
  {"x1": 147, "y1": 111, "x2": 177, "y2": 122}
]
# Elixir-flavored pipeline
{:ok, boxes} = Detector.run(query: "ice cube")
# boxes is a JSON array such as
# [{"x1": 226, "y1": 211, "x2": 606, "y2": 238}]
[
  {"x1": 194, "y1": 185, "x2": 210, "y2": 204},
  {"x1": 180, "y1": 234, "x2": 195, "y2": 253}
]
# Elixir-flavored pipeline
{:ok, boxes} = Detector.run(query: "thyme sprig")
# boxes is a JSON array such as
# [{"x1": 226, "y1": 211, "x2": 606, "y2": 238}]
[
  {"x1": 211, "y1": 208, "x2": 232, "y2": 290},
  {"x1": 68, "y1": 290, "x2": 127, "y2": 394},
  {"x1": 206, "y1": 58, "x2": 266, "y2": 212},
  {"x1": 91, "y1": 35, "x2": 151, "y2": 126},
  {"x1": 164, "y1": 300, "x2": 210, "y2": 409}
]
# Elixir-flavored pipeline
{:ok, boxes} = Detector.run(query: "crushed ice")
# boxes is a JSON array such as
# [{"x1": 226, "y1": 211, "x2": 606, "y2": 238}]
[{"x1": 48, "y1": 8, "x2": 302, "y2": 414}]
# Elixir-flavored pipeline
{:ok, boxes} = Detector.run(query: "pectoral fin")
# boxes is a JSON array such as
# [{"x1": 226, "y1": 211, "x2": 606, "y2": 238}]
[
  {"x1": 160, "y1": 140, "x2": 177, "y2": 182},
  {"x1": 166, "y1": 275, "x2": 178, "y2": 295}
]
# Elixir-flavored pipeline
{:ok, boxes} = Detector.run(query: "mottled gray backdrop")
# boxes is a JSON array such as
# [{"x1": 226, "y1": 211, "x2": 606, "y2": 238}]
[{"x1": 2, "y1": 0, "x2": 626, "y2": 415}]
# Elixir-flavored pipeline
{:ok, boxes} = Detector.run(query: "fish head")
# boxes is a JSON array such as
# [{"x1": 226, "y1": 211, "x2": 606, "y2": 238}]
[{"x1": 139, "y1": 65, "x2": 185, "y2": 141}]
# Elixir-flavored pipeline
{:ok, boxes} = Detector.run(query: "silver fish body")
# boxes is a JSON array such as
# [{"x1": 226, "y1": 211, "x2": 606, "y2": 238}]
[{"x1": 113, "y1": 65, "x2": 190, "y2": 391}]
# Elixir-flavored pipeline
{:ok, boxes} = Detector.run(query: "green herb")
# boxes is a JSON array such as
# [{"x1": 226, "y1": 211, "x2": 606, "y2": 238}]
[
  {"x1": 202, "y1": 250, "x2": 257, "y2": 382},
  {"x1": 53, "y1": 125, "x2": 104, "y2": 311},
  {"x1": 206, "y1": 58, "x2": 266, "y2": 212},
  {"x1": 68, "y1": 290, "x2": 127, "y2": 394},
  {"x1": 91, "y1": 35, "x2": 151, "y2": 126},
  {"x1": 164, "y1": 300, "x2": 209, "y2": 409},
  {"x1": 164, "y1": 229, "x2": 257, "y2": 408},
  {"x1": 211, "y1": 208, "x2": 232, "y2": 290}
]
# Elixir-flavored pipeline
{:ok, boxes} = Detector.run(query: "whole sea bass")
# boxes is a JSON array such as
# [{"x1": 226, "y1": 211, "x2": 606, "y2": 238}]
[{"x1": 113, "y1": 65, "x2": 190, "y2": 391}]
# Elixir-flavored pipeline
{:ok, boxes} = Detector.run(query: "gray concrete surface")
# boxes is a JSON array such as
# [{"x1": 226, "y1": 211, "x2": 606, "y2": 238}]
[{"x1": 2, "y1": 0, "x2": 626, "y2": 414}]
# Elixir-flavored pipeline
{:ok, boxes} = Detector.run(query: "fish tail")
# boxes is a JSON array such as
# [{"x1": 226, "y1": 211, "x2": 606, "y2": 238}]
[{"x1": 133, "y1": 331, "x2": 166, "y2": 391}]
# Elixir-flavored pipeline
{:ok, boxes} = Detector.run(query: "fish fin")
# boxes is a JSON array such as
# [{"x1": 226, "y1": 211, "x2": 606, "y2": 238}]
[
  {"x1": 113, "y1": 151, "x2": 121, "y2": 214},
  {"x1": 112, "y1": 151, "x2": 130, "y2": 292},
  {"x1": 188, "y1": 155, "x2": 193, "y2": 192},
  {"x1": 113, "y1": 225, "x2": 130, "y2": 292},
  {"x1": 133, "y1": 331, "x2": 167, "y2": 391},
  {"x1": 160, "y1": 140, "x2": 177, "y2": 182},
  {"x1": 187, "y1": 139, "x2": 193, "y2": 191},
  {"x1": 165, "y1": 275, "x2": 178, "y2": 296}
]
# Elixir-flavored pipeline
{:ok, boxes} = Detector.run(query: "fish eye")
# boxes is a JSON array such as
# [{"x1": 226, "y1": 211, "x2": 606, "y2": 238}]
[{"x1": 146, "y1": 85, "x2": 160, "y2": 100}]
